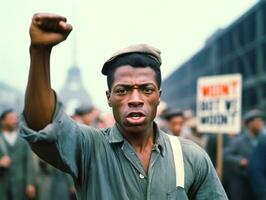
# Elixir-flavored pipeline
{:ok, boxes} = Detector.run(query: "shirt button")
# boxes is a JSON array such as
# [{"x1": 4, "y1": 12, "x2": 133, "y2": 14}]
[{"x1": 139, "y1": 174, "x2": 145, "y2": 179}]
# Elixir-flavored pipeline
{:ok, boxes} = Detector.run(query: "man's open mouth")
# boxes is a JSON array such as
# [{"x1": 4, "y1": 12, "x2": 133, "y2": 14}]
[
  {"x1": 126, "y1": 112, "x2": 146, "y2": 125},
  {"x1": 130, "y1": 113, "x2": 143, "y2": 119}
]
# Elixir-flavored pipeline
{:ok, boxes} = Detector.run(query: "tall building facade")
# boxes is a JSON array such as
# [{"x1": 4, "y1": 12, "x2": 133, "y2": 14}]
[{"x1": 162, "y1": 1, "x2": 266, "y2": 114}]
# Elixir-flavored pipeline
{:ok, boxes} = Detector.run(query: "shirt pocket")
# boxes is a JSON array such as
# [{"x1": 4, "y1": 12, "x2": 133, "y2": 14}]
[{"x1": 167, "y1": 187, "x2": 188, "y2": 200}]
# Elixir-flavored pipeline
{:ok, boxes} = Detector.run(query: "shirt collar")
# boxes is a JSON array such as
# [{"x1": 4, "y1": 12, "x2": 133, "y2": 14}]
[
  {"x1": 108, "y1": 122, "x2": 165, "y2": 156},
  {"x1": 108, "y1": 124, "x2": 124, "y2": 144},
  {"x1": 153, "y1": 123, "x2": 165, "y2": 156}
]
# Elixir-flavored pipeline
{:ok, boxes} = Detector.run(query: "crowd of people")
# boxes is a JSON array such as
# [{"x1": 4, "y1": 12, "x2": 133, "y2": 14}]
[
  {"x1": 0, "y1": 105, "x2": 115, "y2": 200},
  {"x1": 0, "y1": 102, "x2": 111, "y2": 199},
  {"x1": 0, "y1": 101, "x2": 265, "y2": 199}
]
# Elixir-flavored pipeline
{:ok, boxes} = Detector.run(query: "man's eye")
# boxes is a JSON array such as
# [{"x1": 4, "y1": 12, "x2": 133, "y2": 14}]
[
  {"x1": 143, "y1": 88, "x2": 153, "y2": 94},
  {"x1": 116, "y1": 89, "x2": 127, "y2": 95}
]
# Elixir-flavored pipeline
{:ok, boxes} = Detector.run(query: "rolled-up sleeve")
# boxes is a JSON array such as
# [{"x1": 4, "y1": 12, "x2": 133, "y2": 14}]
[{"x1": 19, "y1": 99, "x2": 92, "y2": 182}]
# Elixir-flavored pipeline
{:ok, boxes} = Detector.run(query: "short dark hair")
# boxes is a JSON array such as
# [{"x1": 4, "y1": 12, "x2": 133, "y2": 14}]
[
  {"x1": 0, "y1": 109, "x2": 14, "y2": 121},
  {"x1": 105, "y1": 53, "x2": 161, "y2": 90},
  {"x1": 75, "y1": 105, "x2": 93, "y2": 116}
]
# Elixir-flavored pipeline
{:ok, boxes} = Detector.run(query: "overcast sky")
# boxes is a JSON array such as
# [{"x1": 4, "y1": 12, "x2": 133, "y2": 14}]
[{"x1": 0, "y1": 0, "x2": 257, "y2": 112}]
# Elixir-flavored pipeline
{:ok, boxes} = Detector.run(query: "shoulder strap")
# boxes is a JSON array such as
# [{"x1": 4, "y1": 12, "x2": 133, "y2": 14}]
[
  {"x1": 0, "y1": 134, "x2": 8, "y2": 155},
  {"x1": 167, "y1": 134, "x2": 184, "y2": 188}
]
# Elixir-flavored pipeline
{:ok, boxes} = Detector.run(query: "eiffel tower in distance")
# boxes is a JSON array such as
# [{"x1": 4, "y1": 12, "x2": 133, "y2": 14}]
[
  {"x1": 59, "y1": 16, "x2": 92, "y2": 115},
  {"x1": 59, "y1": 66, "x2": 92, "y2": 115}
]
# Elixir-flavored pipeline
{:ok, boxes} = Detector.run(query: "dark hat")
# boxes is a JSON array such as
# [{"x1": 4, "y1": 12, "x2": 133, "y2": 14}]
[
  {"x1": 160, "y1": 108, "x2": 184, "y2": 121},
  {"x1": 102, "y1": 44, "x2": 162, "y2": 75},
  {"x1": 0, "y1": 108, "x2": 14, "y2": 120},
  {"x1": 243, "y1": 109, "x2": 264, "y2": 124},
  {"x1": 75, "y1": 105, "x2": 93, "y2": 116}
]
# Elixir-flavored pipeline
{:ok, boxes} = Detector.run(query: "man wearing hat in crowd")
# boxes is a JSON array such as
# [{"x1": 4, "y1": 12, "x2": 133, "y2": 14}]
[
  {"x1": 20, "y1": 13, "x2": 227, "y2": 199},
  {"x1": 74, "y1": 105, "x2": 95, "y2": 126},
  {"x1": 223, "y1": 109, "x2": 265, "y2": 200},
  {"x1": 160, "y1": 108, "x2": 185, "y2": 137}
]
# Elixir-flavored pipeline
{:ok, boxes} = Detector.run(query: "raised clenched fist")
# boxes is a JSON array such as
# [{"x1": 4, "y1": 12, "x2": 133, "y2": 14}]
[{"x1": 30, "y1": 13, "x2": 72, "y2": 48}]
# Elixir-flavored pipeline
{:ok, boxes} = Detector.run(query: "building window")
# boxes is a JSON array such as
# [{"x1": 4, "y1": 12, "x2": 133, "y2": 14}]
[
  {"x1": 262, "y1": 82, "x2": 266, "y2": 99},
  {"x1": 243, "y1": 87, "x2": 258, "y2": 111},
  {"x1": 263, "y1": 44, "x2": 266, "y2": 72},
  {"x1": 247, "y1": 50, "x2": 257, "y2": 77}
]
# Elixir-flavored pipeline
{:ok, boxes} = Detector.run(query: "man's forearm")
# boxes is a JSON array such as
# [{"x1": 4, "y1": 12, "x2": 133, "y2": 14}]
[
  {"x1": 24, "y1": 13, "x2": 72, "y2": 131},
  {"x1": 24, "y1": 46, "x2": 55, "y2": 131}
]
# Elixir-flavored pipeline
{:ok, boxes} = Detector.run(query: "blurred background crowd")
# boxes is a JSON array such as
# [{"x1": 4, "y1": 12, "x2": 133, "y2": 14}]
[{"x1": 0, "y1": 98, "x2": 265, "y2": 200}]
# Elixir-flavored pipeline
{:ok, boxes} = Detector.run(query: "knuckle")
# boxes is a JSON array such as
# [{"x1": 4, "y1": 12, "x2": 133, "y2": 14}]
[{"x1": 33, "y1": 13, "x2": 39, "y2": 17}]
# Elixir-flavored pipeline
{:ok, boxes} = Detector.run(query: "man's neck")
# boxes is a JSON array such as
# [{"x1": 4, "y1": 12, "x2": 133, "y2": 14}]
[
  {"x1": 2, "y1": 128, "x2": 16, "y2": 133},
  {"x1": 130, "y1": 133, "x2": 154, "y2": 153},
  {"x1": 119, "y1": 124, "x2": 155, "y2": 153}
]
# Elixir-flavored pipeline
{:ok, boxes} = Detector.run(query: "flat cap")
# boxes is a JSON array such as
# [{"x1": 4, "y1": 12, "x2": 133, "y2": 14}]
[
  {"x1": 243, "y1": 109, "x2": 264, "y2": 124},
  {"x1": 102, "y1": 43, "x2": 162, "y2": 75},
  {"x1": 160, "y1": 108, "x2": 184, "y2": 121},
  {"x1": 75, "y1": 105, "x2": 93, "y2": 116}
]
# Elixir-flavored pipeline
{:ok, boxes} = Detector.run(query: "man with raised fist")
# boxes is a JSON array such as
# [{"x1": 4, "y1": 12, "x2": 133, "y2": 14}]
[{"x1": 20, "y1": 13, "x2": 228, "y2": 200}]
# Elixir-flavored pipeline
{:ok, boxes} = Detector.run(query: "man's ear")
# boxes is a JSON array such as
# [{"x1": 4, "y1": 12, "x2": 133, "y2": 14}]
[
  {"x1": 158, "y1": 90, "x2": 162, "y2": 106},
  {"x1": 106, "y1": 90, "x2": 112, "y2": 107}
]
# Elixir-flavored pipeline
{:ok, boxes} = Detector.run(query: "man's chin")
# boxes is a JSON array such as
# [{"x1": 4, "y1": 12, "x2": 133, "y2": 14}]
[{"x1": 119, "y1": 123, "x2": 152, "y2": 135}]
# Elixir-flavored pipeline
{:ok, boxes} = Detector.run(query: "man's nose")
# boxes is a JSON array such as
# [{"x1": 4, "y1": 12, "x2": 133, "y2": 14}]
[{"x1": 128, "y1": 89, "x2": 144, "y2": 107}]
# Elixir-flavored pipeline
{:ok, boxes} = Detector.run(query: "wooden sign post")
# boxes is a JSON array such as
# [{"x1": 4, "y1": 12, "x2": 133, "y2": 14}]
[{"x1": 216, "y1": 133, "x2": 223, "y2": 180}]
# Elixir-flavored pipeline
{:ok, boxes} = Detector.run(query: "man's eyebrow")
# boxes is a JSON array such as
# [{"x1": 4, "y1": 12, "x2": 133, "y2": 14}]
[
  {"x1": 139, "y1": 83, "x2": 155, "y2": 87},
  {"x1": 113, "y1": 84, "x2": 131, "y2": 88},
  {"x1": 112, "y1": 84, "x2": 132, "y2": 90}
]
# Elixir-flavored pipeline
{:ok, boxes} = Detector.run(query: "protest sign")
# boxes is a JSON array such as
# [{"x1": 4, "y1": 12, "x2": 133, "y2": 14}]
[{"x1": 197, "y1": 74, "x2": 242, "y2": 134}]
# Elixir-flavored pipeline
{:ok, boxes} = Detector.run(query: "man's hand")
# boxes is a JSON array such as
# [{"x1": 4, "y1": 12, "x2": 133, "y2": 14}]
[
  {"x1": 0, "y1": 155, "x2": 11, "y2": 168},
  {"x1": 26, "y1": 184, "x2": 36, "y2": 199},
  {"x1": 30, "y1": 13, "x2": 72, "y2": 48},
  {"x1": 70, "y1": 186, "x2": 76, "y2": 194}
]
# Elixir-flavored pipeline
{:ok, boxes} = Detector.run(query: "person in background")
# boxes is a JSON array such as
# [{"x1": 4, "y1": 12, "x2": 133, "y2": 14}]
[
  {"x1": 160, "y1": 108, "x2": 184, "y2": 136},
  {"x1": 0, "y1": 109, "x2": 36, "y2": 200},
  {"x1": 248, "y1": 114, "x2": 266, "y2": 200},
  {"x1": 223, "y1": 109, "x2": 265, "y2": 200},
  {"x1": 183, "y1": 117, "x2": 207, "y2": 149},
  {"x1": 96, "y1": 113, "x2": 115, "y2": 128},
  {"x1": 36, "y1": 159, "x2": 76, "y2": 200},
  {"x1": 74, "y1": 105, "x2": 95, "y2": 125}
]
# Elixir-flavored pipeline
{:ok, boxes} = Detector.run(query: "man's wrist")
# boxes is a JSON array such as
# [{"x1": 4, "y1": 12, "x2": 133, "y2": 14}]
[{"x1": 30, "y1": 44, "x2": 52, "y2": 54}]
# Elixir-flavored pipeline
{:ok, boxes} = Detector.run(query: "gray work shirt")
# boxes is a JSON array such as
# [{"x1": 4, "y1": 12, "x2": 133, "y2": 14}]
[{"x1": 20, "y1": 100, "x2": 227, "y2": 200}]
